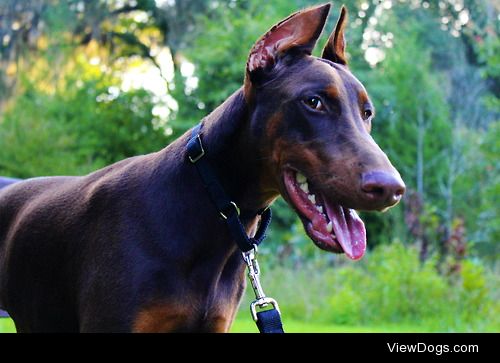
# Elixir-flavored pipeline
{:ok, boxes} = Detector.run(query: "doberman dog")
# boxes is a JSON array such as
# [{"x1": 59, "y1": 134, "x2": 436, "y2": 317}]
[{"x1": 0, "y1": 3, "x2": 405, "y2": 332}]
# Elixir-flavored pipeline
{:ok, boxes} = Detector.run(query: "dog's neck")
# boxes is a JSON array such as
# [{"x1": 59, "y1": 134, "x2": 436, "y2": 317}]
[
  {"x1": 197, "y1": 88, "x2": 279, "y2": 217},
  {"x1": 154, "y1": 88, "x2": 278, "y2": 279}
]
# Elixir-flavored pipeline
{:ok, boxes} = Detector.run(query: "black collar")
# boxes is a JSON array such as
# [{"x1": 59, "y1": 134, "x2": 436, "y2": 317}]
[{"x1": 186, "y1": 123, "x2": 272, "y2": 253}]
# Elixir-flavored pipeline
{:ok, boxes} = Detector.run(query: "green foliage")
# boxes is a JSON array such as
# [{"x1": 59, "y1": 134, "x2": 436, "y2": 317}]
[
  {"x1": 242, "y1": 242, "x2": 499, "y2": 331},
  {"x1": 360, "y1": 243, "x2": 448, "y2": 324},
  {"x1": 451, "y1": 122, "x2": 500, "y2": 261},
  {"x1": 327, "y1": 285, "x2": 363, "y2": 325},
  {"x1": 459, "y1": 260, "x2": 489, "y2": 323},
  {"x1": 358, "y1": 21, "x2": 452, "y2": 247},
  {"x1": 0, "y1": 59, "x2": 168, "y2": 177},
  {"x1": 171, "y1": 1, "x2": 298, "y2": 125}
]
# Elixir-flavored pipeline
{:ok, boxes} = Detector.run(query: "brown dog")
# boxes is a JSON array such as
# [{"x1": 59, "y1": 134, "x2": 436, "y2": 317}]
[{"x1": 0, "y1": 4, "x2": 404, "y2": 332}]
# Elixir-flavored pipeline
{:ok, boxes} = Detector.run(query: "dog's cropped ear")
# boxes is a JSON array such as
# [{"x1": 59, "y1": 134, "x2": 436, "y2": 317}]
[
  {"x1": 322, "y1": 5, "x2": 348, "y2": 65},
  {"x1": 246, "y1": 3, "x2": 331, "y2": 76}
]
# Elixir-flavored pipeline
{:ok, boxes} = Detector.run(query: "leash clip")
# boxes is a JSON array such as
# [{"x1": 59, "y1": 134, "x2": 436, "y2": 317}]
[{"x1": 242, "y1": 246, "x2": 281, "y2": 322}]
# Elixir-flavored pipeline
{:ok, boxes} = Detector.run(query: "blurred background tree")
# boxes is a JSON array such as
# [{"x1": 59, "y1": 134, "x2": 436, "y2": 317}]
[{"x1": 0, "y1": 0, "x2": 498, "y2": 332}]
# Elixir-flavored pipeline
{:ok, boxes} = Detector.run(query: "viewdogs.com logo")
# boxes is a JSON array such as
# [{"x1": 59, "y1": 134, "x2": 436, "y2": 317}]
[{"x1": 387, "y1": 342, "x2": 479, "y2": 355}]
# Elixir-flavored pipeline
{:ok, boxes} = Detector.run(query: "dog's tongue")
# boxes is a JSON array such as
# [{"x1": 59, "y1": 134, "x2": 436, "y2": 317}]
[{"x1": 325, "y1": 203, "x2": 366, "y2": 260}]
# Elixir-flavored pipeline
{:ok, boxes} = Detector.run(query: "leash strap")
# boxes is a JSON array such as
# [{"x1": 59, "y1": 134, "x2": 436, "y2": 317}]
[
  {"x1": 187, "y1": 123, "x2": 284, "y2": 334},
  {"x1": 256, "y1": 309, "x2": 284, "y2": 333}
]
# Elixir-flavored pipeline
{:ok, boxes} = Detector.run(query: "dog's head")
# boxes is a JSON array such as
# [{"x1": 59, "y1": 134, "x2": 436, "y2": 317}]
[{"x1": 244, "y1": 4, "x2": 405, "y2": 260}]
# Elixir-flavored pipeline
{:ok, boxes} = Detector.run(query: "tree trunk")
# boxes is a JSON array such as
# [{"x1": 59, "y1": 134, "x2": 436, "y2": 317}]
[{"x1": 416, "y1": 109, "x2": 425, "y2": 198}]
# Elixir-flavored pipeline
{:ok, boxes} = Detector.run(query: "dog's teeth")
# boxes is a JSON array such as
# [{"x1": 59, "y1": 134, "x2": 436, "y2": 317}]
[
  {"x1": 326, "y1": 221, "x2": 333, "y2": 233},
  {"x1": 316, "y1": 205, "x2": 323, "y2": 214},
  {"x1": 308, "y1": 194, "x2": 316, "y2": 204},
  {"x1": 296, "y1": 172, "x2": 307, "y2": 184},
  {"x1": 300, "y1": 182, "x2": 309, "y2": 193}
]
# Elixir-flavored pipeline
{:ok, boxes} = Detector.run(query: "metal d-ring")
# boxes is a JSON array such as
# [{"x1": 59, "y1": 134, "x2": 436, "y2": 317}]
[
  {"x1": 250, "y1": 297, "x2": 281, "y2": 322},
  {"x1": 219, "y1": 201, "x2": 240, "y2": 220}
]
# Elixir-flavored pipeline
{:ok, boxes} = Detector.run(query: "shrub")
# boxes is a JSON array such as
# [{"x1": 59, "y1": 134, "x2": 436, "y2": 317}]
[{"x1": 241, "y1": 241, "x2": 498, "y2": 331}]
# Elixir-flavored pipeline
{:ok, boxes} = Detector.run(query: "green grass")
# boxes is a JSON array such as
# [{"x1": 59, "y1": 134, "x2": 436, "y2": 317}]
[
  {"x1": 0, "y1": 319, "x2": 15, "y2": 333},
  {"x1": 230, "y1": 315, "x2": 432, "y2": 333},
  {"x1": 0, "y1": 316, "x2": 431, "y2": 333}
]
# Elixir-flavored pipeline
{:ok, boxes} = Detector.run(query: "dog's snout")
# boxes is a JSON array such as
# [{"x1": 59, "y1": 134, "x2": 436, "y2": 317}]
[{"x1": 361, "y1": 171, "x2": 406, "y2": 208}]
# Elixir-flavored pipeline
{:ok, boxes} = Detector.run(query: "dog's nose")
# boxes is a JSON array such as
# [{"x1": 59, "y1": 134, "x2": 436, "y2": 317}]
[{"x1": 361, "y1": 171, "x2": 406, "y2": 208}]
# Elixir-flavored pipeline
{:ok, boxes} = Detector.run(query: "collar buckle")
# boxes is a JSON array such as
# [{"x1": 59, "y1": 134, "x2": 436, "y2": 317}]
[{"x1": 188, "y1": 134, "x2": 205, "y2": 163}]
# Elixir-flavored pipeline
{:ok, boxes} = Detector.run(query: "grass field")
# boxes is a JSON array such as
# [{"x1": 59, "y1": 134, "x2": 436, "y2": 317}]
[
  {"x1": 0, "y1": 316, "x2": 433, "y2": 333},
  {"x1": 230, "y1": 317, "x2": 432, "y2": 333},
  {"x1": 0, "y1": 318, "x2": 15, "y2": 333}
]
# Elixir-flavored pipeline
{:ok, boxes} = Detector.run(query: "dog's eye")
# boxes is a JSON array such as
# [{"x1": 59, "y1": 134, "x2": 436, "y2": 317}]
[
  {"x1": 303, "y1": 97, "x2": 325, "y2": 111},
  {"x1": 363, "y1": 109, "x2": 373, "y2": 120}
]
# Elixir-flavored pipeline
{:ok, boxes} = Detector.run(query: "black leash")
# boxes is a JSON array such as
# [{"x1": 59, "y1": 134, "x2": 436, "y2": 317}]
[{"x1": 187, "y1": 123, "x2": 284, "y2": 334}]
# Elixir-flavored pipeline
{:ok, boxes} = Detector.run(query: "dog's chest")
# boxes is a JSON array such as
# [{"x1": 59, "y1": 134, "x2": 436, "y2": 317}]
[
  {"x1": 132, "y1": 290, "x2": 243, "y2": 333},
  {"x1": 132, "y1": 266, "x2": 246, "y2": 332}
]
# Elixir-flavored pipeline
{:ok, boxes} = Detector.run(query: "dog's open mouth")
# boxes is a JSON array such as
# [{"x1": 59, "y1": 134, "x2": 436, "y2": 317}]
[{"x1": 283, "y1": 169, "x2": 366, "y2": 260}]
